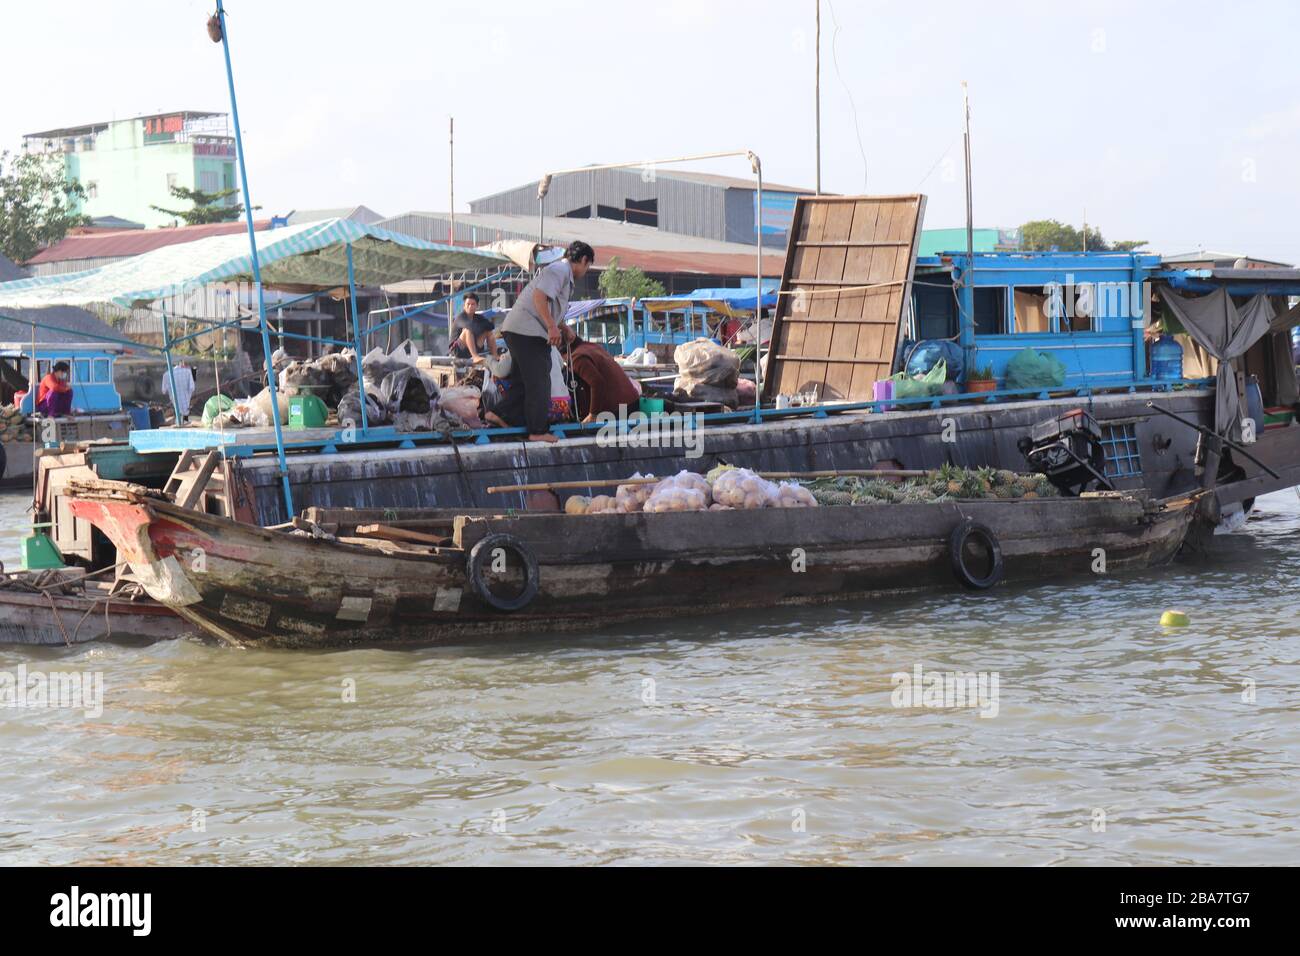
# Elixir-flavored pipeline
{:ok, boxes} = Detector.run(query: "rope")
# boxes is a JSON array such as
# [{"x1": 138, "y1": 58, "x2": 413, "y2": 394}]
[{"x1": 775, "y1": 278, "x2": 909, "y2": 297}]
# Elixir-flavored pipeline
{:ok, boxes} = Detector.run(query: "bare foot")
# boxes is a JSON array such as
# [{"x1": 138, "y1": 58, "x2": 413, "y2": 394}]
[
  {"x1": 485, "y1": 412, "x2": 507, "y2": 428},
  {"x1": 527, "y1": 432, "x2": 559, "y2": 443}
]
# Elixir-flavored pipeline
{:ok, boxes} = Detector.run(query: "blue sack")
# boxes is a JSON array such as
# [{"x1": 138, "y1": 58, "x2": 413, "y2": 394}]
[{"x1": 906, "y1": 340, "x2": 964, "y2": 382}]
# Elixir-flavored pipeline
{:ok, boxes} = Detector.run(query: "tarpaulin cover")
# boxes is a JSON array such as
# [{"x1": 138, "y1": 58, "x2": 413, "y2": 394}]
[
  {"x1": 641, "y1": 286, "x2": 778, "y2": 317},
  {"x1": 1160, "y1": 287, "x2": 1275, "y2": 439},
  {"x1": 0, "y1": 218, "x2": 508, "y2": 310}
]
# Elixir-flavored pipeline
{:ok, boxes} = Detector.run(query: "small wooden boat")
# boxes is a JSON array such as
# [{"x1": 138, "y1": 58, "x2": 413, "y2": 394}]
[
  {"x1": 0, "y1": 570, "x2": 181, "y2": 645},
  {"x1": 65, "y1": 477, "x2": 1198, "y2": 649}
]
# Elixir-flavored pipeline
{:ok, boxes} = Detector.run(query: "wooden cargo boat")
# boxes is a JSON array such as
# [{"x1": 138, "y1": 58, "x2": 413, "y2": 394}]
[
  {"x1": 0, "y1": 572, "x2": 180, "y2": 645},
  {"x1": 66, "y1": 478, "x2": 1198, "y2": 649}
]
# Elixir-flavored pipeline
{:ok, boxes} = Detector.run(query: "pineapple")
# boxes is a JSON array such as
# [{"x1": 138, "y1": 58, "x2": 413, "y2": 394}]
[
  {"x1": 814, "y1": 490, "x2": 855, "y2": 507},
  {"x1": 975, "y1": 466, "x2": 997, "y2": 493}
]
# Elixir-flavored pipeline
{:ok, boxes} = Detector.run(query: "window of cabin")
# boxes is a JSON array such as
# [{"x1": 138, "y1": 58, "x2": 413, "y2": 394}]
[
  {"x1": 75, "y1": 359, "x2": 91, "y2": 382},
  {"x1": 1064, "y1": 282, "x2": 1094, "y2": 332},
  {"x1": 973, "y1": 287, "x2": 1006, "y2": 335},
  {"x1": 912, "y1": 283, "x2": 957, "y2": 339},
  {"x1": 1013, "y1": 287, "x2": 1052, "y2": 333},
  {"x1": 93, "y1": 358, "x2": 111, "y2": 382}
]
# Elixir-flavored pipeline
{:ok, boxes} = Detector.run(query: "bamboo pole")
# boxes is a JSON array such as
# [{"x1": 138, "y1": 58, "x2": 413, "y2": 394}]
[{"x1": 486, "y1": 469, "x2": 927, "y2": 495}]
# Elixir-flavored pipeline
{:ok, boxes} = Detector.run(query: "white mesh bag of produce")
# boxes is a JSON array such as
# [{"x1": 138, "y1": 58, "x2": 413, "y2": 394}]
[
  {"x1": 615, "y1": 473, "x2": 657, "y2": 513},
  {"x1": 644, "y1": 484, "x2": 708, "y2": 513},
  {"x1": 710, "y1": 468, "x2": 778, "y2": 509},
  {"x1": 773, "y1": 482, "x2": 819, "y2": 508}
]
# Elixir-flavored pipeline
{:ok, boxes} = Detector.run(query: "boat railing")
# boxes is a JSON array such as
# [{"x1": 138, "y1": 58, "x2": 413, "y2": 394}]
[{"x1": 123, "y1": 376, "x2": 1215, "y2": 459}]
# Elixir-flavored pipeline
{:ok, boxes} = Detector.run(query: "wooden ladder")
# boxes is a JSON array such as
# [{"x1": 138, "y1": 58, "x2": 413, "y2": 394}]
[{"x1": 163, "y1": 449, "x2": 230, "y2": 516}]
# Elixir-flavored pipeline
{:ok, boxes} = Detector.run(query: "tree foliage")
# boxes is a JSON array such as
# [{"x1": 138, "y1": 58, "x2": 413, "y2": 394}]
[
  {"x1": 0, "y1": 151, "x2": 89, "y2": 263},
  {"x1": 597, "y1": 256, "x2": 665, "y2": 300},
  {"x1": 150, "y1": 184, "x2": 251, "y2": 225},
  {"x1": 1019, "y1": 218, "x2": 1147, "y2": 253}
]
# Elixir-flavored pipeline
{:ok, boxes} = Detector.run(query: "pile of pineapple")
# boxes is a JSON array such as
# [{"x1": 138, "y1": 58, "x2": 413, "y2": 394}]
[{"x1": 806, "y1": 464, "x2": 1057, "y2": 506}]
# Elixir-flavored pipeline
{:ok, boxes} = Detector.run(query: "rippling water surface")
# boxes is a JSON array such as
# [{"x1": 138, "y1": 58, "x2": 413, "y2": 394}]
[{"x1": 1, "y1": 489, "x2": 1298, "y2": 865}]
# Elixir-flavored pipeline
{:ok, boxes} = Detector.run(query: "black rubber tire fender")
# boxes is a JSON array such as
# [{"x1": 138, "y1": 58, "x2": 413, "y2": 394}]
[
  {"x1": 135, "y1": 375, "x2": 156, "y2": 400},
  {"x1": 949, "y1": 518, "x2": 1004, "y2": 590},
  {"x1": 466, "y1": 532, "x2": 540, "y2": 613}
]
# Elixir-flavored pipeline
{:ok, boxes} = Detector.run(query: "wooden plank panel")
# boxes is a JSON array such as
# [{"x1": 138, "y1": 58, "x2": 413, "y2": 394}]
[
  {"x1": 764, "y1": 194, "x2": 925, "y2": 403},
  {"x1": 798, "y1": 201, "x2": 855, "y2": 398},
  {"x1": 776, "y1": 200, "x2": 827, "y2": 396},
  {"x1": 825, "y1": 200, "x2": 880, "y2": 399}
]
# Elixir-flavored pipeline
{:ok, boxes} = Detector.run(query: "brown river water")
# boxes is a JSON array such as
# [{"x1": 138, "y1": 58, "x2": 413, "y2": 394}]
[{"x1": 1, "y1": 489, "x2": 1297, "y2": 865}]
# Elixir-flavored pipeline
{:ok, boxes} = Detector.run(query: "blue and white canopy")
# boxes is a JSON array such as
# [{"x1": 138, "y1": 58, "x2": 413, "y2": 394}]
[
  {"x1": 640, "y1": 285, "x2": 778, "y2": 317},
  {"x1": 0, "y1": 218, "x2": 509, "y2": 310}
]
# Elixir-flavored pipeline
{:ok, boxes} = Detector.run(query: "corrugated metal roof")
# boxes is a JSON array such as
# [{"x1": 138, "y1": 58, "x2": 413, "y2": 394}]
[
  {"x1": 378, "y1": 211, "x2": 783, "y2": 277},
  {"x1": 470, "y1": 167, "x2": 812, "y2": 204},
  {"x1": 0, "y1": 306, "x2": 125, "y2": 347},
  {"x1": 25, "y1": 219, "x2": 273, "y2": 265},
  {"x1": 286, "y1": 205, "x2": 386, "y2": 226},
  {"x1": 655, "y1": 168, "x2": 812, "y2": 193},
  {"x1": 382, "y1": 211, "x2": 772, "y2": 255}
]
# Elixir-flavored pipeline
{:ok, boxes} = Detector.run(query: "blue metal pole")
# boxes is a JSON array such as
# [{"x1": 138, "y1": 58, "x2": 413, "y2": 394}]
[
  {"x1": 215, "y1": 0, "x2": 293, "y2": 517},
  {"x1": 346, "y1": 243, "x2": 369, "y2": 432},
  {"x1": 159, "y1": 307, "x2": 183, "y2": 422}
]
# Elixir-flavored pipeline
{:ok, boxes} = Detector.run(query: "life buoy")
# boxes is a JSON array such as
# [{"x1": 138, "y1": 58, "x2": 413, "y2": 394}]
[
  {"x1": 949, "y1": 518, "x2": 1004, "y2": 590},
  {"x1": 466, "y1": 533, "x2": 539, "y2": 612}
]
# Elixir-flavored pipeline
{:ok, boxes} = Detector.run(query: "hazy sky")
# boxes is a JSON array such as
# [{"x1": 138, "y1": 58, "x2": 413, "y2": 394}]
[{"x1": 5, "y1": 0, "x2": 1299, "y2": 261}]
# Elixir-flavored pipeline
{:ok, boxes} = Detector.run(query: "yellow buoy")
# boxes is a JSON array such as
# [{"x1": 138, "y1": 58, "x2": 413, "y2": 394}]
[{"x1": 1160, "y1": 610, "x2": 1190, "y2": 627}]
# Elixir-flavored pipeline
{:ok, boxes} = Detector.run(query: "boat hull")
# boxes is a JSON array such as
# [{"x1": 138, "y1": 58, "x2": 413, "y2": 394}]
[
  {"x1": 0, "y1": 579, "x2": 181, "y2": 645},
  {"x1": 68, "y1": 484, "x2": 1196, "y2": 649}
]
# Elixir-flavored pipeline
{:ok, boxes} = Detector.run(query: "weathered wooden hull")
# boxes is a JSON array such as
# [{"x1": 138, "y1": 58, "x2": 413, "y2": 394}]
[
  {"x1": 0, "y1": 579, "x2": 181, "y2": 645},
  {"x1": 68, "y1": 483, "x2": 1196, "y2": 649}
]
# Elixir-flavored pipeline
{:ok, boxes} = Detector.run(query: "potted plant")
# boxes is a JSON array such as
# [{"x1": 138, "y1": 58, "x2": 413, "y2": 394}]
[{"x1": 967, "y1": 363, "x2": 997, "y2": 395}]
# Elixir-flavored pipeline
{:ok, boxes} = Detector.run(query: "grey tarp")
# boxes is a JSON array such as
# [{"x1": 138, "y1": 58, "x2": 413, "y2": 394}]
[{"x1": 1160, "y1": 288, "x2": 1276, "y2": 440}]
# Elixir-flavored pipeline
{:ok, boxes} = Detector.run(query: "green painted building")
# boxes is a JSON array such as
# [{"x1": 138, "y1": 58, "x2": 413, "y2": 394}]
[
  {"x1": 918, "y1": 227, "x2": 1021, "y2": 256},
  {"x1": 23, "y1": 111, "x2": 238, "y2": 229}
]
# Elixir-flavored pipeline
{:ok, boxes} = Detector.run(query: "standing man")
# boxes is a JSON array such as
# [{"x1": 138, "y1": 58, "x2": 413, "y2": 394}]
[
  {"x1": 500, "y1": 240, "x2": 594, "y2": 443},
  {"x1": 162, "y1": 359, "x2": 196, "y2": 422},
  {"x1": 35, "y1": 361, "x2": 74, "y2": 417},
  {"x1": 449, "y1": 292, "x2": 498, "y2": 361}
]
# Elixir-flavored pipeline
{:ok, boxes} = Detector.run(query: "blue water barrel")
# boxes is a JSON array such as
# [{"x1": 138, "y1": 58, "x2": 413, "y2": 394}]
[{"x1": 1150, "y1": 334, "x2": 1183, "y2": 380}]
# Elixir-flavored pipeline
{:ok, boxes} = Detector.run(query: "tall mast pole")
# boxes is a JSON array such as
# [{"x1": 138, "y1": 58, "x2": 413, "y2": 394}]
[
  {"x1": 814, "y1": 0, "x2": 822, "y2": 195},
  {"x1": 213, "y1": 0, "x2": 293, "y2": 518},
  {"x1": 960, "y1": 81, "x2": 976, "y2": 380},
  {"x1": 449, "y1": 116, "x2": 455, "y2": 245}
]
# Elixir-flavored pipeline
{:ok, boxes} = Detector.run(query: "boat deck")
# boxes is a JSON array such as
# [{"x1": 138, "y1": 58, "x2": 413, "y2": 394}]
[{"x1": 124, "y1": 379, "x2": 1213, "y2": 459}]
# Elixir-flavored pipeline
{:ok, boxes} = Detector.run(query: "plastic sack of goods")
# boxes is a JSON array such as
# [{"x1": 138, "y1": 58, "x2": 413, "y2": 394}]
[
  {"x1": 672, "y1": 338, "x2": 740, "y2": 407},
  {"x1": 564, "y1": 467, "x2": 819, "y2": 515}
]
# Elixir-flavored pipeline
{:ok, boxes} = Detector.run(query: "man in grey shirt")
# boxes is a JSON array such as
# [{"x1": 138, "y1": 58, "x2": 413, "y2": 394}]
[{"x1": 501, "y1": 240, "x2": 595, "y2": 442}]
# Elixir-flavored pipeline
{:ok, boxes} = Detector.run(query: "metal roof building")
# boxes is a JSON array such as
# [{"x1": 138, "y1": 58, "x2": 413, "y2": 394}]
[
  {"x1": 376, "y1": 210, "x2": 784, "y2": 292},
  {"x1": 23, "y1": 219, "x2": 272, "y2": 276},
  {"x1": 468, "y1": 167, "x2": 813, "y2": 250}
]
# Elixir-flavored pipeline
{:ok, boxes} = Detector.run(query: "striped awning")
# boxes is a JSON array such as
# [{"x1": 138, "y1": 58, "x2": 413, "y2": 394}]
[{"x1": 0, "y1": 218, "x2": 509, "y2": 310}]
